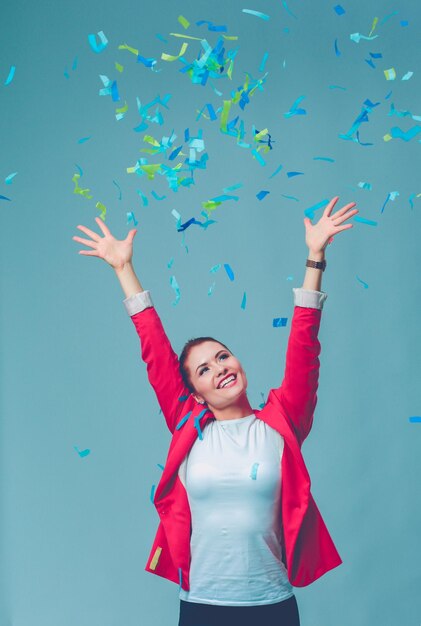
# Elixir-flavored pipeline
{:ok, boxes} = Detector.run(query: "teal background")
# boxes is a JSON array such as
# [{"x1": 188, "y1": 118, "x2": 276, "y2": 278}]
[{"x1": 1, "y1": 0, "x2": 420, "y2": 624}]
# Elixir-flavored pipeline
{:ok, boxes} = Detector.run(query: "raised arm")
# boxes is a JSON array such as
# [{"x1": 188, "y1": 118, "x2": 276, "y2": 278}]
[
  {"x1": 266, "y1": 197, "x2": 358, "y2": 446},
  {"x1": 72, "y1": 218, "x2": 188, "y2": 434}
]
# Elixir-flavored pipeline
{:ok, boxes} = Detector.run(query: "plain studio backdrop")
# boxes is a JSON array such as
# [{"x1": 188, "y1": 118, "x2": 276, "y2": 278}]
[{"x1": 1, "y1": 0, "x2": 420, "y2": 624}]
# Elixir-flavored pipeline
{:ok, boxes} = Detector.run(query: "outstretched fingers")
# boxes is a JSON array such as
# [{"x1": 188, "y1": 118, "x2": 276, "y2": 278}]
[
  {"x1": 324, "y1": 196, "x2": 339, "y2": 217},
  {"x1": 94, "y1": 216, "x2": 112, "y2": 236},
  {"x1": 76, "y1": 224, "x2": 101, "y2": 241},
  {"x1": 332, "y1": 202, "x2": 357, "y2": 221},
  {"x1": 73, "y1": 235, "x2": 97, "y2": 248}
]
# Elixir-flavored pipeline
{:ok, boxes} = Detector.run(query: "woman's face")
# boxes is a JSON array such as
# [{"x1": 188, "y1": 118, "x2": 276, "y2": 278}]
[{"x1": 185, "y1": 341, "x2": 248, "y2": 409}]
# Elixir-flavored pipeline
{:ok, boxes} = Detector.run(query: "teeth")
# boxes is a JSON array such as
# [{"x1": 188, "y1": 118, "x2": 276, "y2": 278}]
[{"x1": 219, "y1": 375, "x2": 235, "y2": 389}]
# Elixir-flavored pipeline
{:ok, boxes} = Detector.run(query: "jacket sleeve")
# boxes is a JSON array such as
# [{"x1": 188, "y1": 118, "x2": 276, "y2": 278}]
[
  {"x1": 266, "y1": 288, "x2": 327, "y2": 447},
  {"x1": 123, "y1": 291, "x2": 189, "y2": 434}
]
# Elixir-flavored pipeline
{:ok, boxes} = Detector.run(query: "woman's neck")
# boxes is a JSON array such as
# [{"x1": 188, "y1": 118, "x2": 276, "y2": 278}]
[{"x1": 210, "y1": 395, "x2": 254, "y2": 421}]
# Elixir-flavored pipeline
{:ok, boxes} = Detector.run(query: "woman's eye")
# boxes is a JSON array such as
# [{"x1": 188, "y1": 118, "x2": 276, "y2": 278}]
[
  {"x1": 199, "y1": 367, "x2": 208, "y2": 376},
  {"x1": 220, "y1": 353, "x2": 229, "y2": 360}
]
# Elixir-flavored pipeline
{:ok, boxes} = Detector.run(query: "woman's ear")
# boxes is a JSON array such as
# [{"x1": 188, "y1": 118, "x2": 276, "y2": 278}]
[{"x1": 191, "y1": 393, "x2": 205, "y2": 405}]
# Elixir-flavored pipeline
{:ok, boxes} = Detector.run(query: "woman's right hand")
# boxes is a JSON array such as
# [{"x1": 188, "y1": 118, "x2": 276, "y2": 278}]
[{"x1": 72, "y1": 217, "x2": 137, "y2": 271}]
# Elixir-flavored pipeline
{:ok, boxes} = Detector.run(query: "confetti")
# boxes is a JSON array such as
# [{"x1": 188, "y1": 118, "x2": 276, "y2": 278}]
[
  {"x1": 281, "y1": 1, "x2": 297, "y2": 18},
  {"x1": 113, "y1": 180, "x2": 122, "y2": 200},
  {"x1": 256, "y1": 190, "x2": 270, "y2": 200},
  {"x1": 151, "y1": 191, "x2": 167, "y2": 201},
  {"x1": 0, "y1": 195, "x2": 11, "y2": 201},
  {"x1": 251, "y1": 149, "x2": 266, "y2": 166},
  {"x1": 95, "y1": 201, "x2": 107, "y2": 221},
  {"x1": 5, "y1": 172, "x2": 18, "y2": 184},
  {"x1": 304, "y1": 199, "x2": 329, "y2": 219},
  {"x1": 381, "y1": 191, "x2": 399, "y2": 213},
  {"x1": 287, "y1": 171, "x2": 304, "y2": 178},
  {"x1": 224, "y1": 264, "x2": 235, "y2": 281},
  {"x1": 208, "y1": 282, "x2": 216, "y2": 296},
  {"x1": 242, "y1": 9, "x2": 270, "y2": 20},
  {"x1": 210, "y1": 264, "x2": 222, "y2": 273},
  {"x1": 250, "y1": 462, "x2": 259, "y2": 480},
  {"x1": 281, "y1": 194, "x2": 299, "y2": 201},
  {"x1": 194, "y1": 408, "x2": 208, "y2": 440},
  {"x1": 358, "y1": 182, "x2": 372, "y2": 190},
  {"x1": 72, "y1": 173, "x2": 93, "y2": 199},
  {"x1": 339, "y1": 98, "x2": 380, "y2": 143},
  {"x1": 149, "y1": 547, "x2": 162, "y2": 570},
  {"x1": 150, "y1": 485, "x2": 156, "y2": 502},
  {"x1": 196, "y1": 20, "x2": 228, "y2": 32},
  {"x1": 88, "y1": 30, "x2": 108, "y2": 53},
  {"x1": 334, "y1": 39, "x2": 341, "y2": 56},
  {"x1": 4, "y1": 65, "x2": 16, "y2": 85},
  {"x1": 74, "y1": 446, "x2": 90, "y2": 457},
  {"x1": 170, "y1": 275, "x2": 181, "y2": 305},
  {"x1": 178, "y1": 15, "x2": 190, "y2": 29},
  {"x1": 401, "y1": 71, "x2": 413, "y2": 81},
  {"x1": 390, "y1": 126, "x2": 421, "y2": 141},
  {"x1": 356, "y1": 276, "x2": 369, "y2": 289},
  {"x1": 78, "y1": 136, "x2": 91, "y2": 144},
  {"x1": 161, "y1": 42, "x2": 189, "y2": 62},
  {"x1": 409, "y1": 417, "x2": 421, "y2": 423},
  {"x1": 115, "y1": 62, "x2": 124, "y2": 73},
  {"x1": 350, "y1": 33, "x2": 378, "y2": 43},
  {"x1": 273, "y1": 318, "x2": 288, "y2": 327},
  {"x1": 127, "y1": 211, "x2": 138, "y2": 226},
  {"x1": 334, "y1": 5, "x2": 346, "y2": 15},
  {"x1": 269, "y1": 164, "x2": 283, "y2": 179},
  {"x1": 354, "y1": 216, "x2": 377, "y2": 226},
  {"x1": 259, "y1": 52, "x2": 269, "y2": 72},
  {"x1": 384, "y1": 68, "x2": 396, "y2": 81},
  {"x1": 176, "y1": 411, "x2": 192, "y2": 430},
  {"x1": 241, "y1": 292, "x2": 247, "y2": 310},
  {"x1": 284, "y1": 95, "x2": 306, "y2": 117},
  {"x1": 313, "y1": 157, "x2": 335, "y2": 162}
]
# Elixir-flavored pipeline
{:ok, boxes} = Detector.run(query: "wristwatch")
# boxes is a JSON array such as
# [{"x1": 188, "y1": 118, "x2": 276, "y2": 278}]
[{"x1": 306, "y1": 258, "x2": 327, "y2": 272}]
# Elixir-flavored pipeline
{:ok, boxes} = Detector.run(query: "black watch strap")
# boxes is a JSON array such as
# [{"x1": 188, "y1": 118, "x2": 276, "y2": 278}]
[{"x1": 306, "y1": 258, "x2": 327, "y2": 272}]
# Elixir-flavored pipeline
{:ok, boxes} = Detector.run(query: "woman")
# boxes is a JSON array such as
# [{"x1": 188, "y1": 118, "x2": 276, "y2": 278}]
[{"x1": 73, "y1": 196, "x2": 358, "y2": 626}]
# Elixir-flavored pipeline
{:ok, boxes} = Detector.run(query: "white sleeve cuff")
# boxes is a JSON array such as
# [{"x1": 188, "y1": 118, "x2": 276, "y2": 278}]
[
  {"x1": 123, "y1": 290, "x2": 154, "y2": 316},
  {"x1": 293, "y1": 288, "x2": 328, "y2": 310}
]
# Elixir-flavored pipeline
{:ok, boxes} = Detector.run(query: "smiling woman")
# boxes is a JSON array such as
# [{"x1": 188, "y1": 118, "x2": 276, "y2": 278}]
[{"x1": 72, "y1": 196, "x2": 358, "y2": 626}]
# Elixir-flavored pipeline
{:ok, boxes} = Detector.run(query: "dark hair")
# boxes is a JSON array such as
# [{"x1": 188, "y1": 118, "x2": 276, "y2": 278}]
[{"x1": 179, "y1": 337, "x2": 231, "y2": 394}]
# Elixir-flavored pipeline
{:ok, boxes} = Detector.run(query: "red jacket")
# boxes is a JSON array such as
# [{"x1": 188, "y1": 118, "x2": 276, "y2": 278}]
[{"x1": 130, "y1": 303, "x2": 342, "y2": 591}]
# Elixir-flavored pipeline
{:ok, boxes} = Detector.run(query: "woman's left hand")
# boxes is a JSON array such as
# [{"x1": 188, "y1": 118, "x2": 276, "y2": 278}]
[{"x1": 304, "y1": 196, "x2": 358, "y2": 254}]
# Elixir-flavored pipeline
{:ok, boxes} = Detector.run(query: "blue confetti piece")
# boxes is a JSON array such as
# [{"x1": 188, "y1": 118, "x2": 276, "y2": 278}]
[
  {"x1": 210, "y1": 264, "x2": 221, "y2": 273},
  {"x1": 150, "y1": 485, "x2": 156, "y2": 502},
  {"x1": 284, "y1": 95, "x2": 306, "y2": 118},
  {"x1": 72, "y1": 56, "x2": 78, "y2": 70},
  {"x1": 259, "y1": 52, "x2": 269, "y2": 72},
  {"x1": 113, "y1": 179, "x2": 122, "y2": 200},
  {"x1": 313, "y1": 156, "x2": 335, "y2": 162},
  {"x1": 74, "y1": 163, "x2": 83, "y2": 176},
  {"x1": 208, "y1": 281, "x2": 216, "y2": 296},
  {"x1": 176, "y1": 411, "x2": 192, "y2": 430},
  {"x1": 334, "y1": 39, "x2": 341, "y2": 56},
  {"x1": 157, "y1": 463, "x2": 165, "y2": 471},
  {"x1": 178, "y1": 395, "x2": 189, "y2": 402},
  {"x1": 241, "y1": 292, "x2": 247, "y2": 309},
  {"x1": 0, "y1": 195, "x2": 11, "y2": 201},
  {"x1": 194, "y1": 408, "x2": 209, "y2": 440},
  {"x1": 251, "y1": 149, "x2": 266, "y2": 166},
  {"x1": 304, "y1": 198, "x2": 329, "y2": 219},
  {"x1": 390, "y1": 126, "x2": 421, "y2": 142},
  {"x1": 127, "y1": 211, "x2": 138, "y2": 226},
  {"x1": 250, "y1": 462, "x2": 259, "y2": 480},
  {"x1": 354, "y1": 216, "x2": 377, "y2": 226},
  {"x1": 137, "y1": 189, "x2": 148, "y2": 207},
  {"x1": 273, "y1": 318, "x2": 288, "y2": 327},
  {"x1": 242, "y1": 9, "x2": 270, "y2": 20},
  {"x1": 356, "y1": 275, "x2": 369, "y2": 289},
  {"x1": 4, "y1": 65, "x2": 16, "y2": 85},
  {"x1": 155, "y1": 33, "x2": 168, "y2": 43},
  {"x1": 334, "y1": 5, "x2": 346, "y2": 16},
  {"x1": 137, "y1": 55, "x2": 157, "y2": 68},
  {"x1": 196, "y1": 20, "x2": 228, "y2": 32},
  {"x1": 269, "y1": 164, "x2": 283, "y2": 178},
  {"x1": 5, "y1": 172, "x2": 18, "y2": 184},
  {"x1": 400, "y1": 20, "x2": 409, "y2": 27},
  {"x1": 281, "y1": 0, "x2": 297, "y2": 18},
  {"x1": 408, "y1": 193, "x2": 416, "y2": 210},
  {"x1": 329, "y1": 85, "x2": 347, "y2": 90},
  {"x1": 256, "y1": 190, "x2": 270, "y2": 200},
  {"x1": 365, "y1": 58, "x2": 376, "y2": 69},
  {"x1": 168, "y1": 145, "x2": 183, "y2": 160},
  {"x1": 78, "y1": 136, "x2": 91, "y2": 144},
  {"x1": 287, "y1": 171, "x2": 304, "y2": 178},
  {"x1": 170, "y1": 275, "x2": 181, "y2": 306},
  {"x1": 133, "y1": 120, "x2": 148, "y2": 133},
  {"x1": 409, "y1": 416, "x2": 421, "y2": 423},
  {"x1": 64, "y1": 67, "x2": 70, "y2": 79},
  {"x1": 74, "y1": 446, "x2": 90, "y2": 457},
  {"x1": 151, "y1": 190, "x2": 166, "y2": 201},
  {"x1": 111, "y1": 80, "x2": 119, "y2": 102},
  {"x1": 224, "y1": 263, "x2": 235, "y2": 281},
  {"x1": 223, "y1": 183, "x2": 243, "y2": 192},
  {"x1": 281, "y1": 194, "x2": 299, "y2": 201},
  {"x1": 179, "y1": 567, "x2": 183, "y2": 591},
  {"x1": 88, "y1": 31, "x2": 108, "y2": 53},
  {"x1": 369, "y1": 52, "x2": 383, "y2": 58},
  {"x1": 206, "y1": 103, "x2": 217, "y2": 120}
]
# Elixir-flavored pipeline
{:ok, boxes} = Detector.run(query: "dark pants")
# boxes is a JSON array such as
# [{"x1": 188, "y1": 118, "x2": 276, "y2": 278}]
[{"x1": 178, "y1": 594, "x2": 300, "y2": 626}]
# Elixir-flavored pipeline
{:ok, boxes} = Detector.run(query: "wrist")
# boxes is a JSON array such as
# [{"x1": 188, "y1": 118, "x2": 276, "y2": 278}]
[
  {"x1": 114, "y1": 260, "x2": 133, "y2": 274},
  {"x1": 307, "y1": 250, "x2": 325, "y2": 261}
]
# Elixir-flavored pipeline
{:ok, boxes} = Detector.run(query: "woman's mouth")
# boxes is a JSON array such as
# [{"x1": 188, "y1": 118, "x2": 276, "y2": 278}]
[{"x1": 217, "y1": 374, "x2": 237, "y2": 389}]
